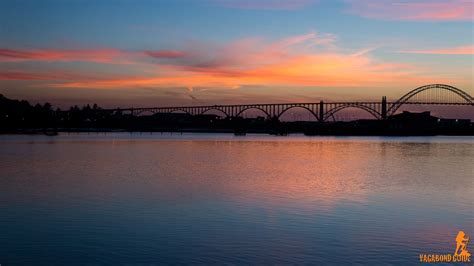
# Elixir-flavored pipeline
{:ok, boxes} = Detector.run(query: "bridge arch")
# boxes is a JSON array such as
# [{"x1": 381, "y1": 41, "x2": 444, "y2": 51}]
[
  {"x1": 324, "y1": 104, "x2": 381, "y2": 121},
  {"x1": 277, "y1": 106, "x2": 320, "y2": 121},
  {"x1": 388, "y1": 84, "x2": 473, "y2": 115},
  {"x1": 235, "y1": 107, "x2": 271, "y2": 119},
  {"x1": 200, "y1": 108, "x2": 229, "y2": 118},
  {"x1": 134, "y1": 109, "x2": 156, "y2": 116},
  {"x1": 169, "y1": 108, "x2": 192, "y2": 115}
]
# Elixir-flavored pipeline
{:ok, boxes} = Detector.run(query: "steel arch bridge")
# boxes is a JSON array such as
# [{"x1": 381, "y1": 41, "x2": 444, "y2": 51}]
[{"x1": 104, "y1": 84, "x2": 473, "y2": 122}]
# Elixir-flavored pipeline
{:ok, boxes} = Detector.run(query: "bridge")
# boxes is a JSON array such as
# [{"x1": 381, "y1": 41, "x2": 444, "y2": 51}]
[{"x1": 106, "y1": 84, "x2": 473, "y2": 122}]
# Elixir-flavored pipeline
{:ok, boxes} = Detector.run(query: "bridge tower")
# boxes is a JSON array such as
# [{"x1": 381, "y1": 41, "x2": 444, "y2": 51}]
[{"x1": 381, "y1": 96, "x2": 387, "y2": 120}]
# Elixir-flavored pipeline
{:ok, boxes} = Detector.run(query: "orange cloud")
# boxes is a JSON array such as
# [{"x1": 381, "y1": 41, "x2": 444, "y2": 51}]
[
  {"x1": 399, "y1": 45, "x2": 474, "y2": 55},
  {"x1": 0, "y1": 48, "x2": 124, "y2": 63},
  {"x1": 346, "y1": 0, "x2": 473, "y2": 21},
  {"x1": 49, "y1": 51, "x2": 436, "y2": 90}
]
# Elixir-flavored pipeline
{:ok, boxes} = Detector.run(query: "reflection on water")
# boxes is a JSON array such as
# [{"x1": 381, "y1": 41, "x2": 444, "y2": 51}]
[{"x1": 0, "y1": 134, "x2": 472, "y2": 264}]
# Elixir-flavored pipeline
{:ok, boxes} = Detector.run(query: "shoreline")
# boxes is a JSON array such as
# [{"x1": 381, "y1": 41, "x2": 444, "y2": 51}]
[{"x1": 2, "y1": 128, "x2": 473, "y2": 137}]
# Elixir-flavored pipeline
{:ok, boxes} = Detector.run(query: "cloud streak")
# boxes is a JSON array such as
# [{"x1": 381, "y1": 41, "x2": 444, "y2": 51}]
[
  {"x1": 144, "y1": 50, "x2": 188, "y2": 59},
  {"x1": 0, "y1": 48, "x2": 125, "y2": 63},
  {"x1": 399, "y1": 45, "x2": 474, "y2": 55},
  {"x1": 346, "y1": 0, "x2": 473, "y2": 21},
  {"x1": 0, "y1": 70, "x2": 93, "y2": 81}
]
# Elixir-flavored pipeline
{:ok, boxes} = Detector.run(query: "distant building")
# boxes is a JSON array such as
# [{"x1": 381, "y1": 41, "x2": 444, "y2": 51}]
[
  {"x1": 387, "y1": 111, "x2": 438, "y2": 131},
  {"x1": 386, "y1": 111, "x2": 472, "y2": 135}
]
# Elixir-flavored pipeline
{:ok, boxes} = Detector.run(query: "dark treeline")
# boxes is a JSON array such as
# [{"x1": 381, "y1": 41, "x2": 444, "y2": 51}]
[
  {"x1": 1, "y1": 94, "x2": 56, "y2": 130},
  {"x1": 0, "y1": 94, "x2": 122, "y2": 132},
  {"x1": 1, "y1": 94, "x2": 473, "y2": 136}
]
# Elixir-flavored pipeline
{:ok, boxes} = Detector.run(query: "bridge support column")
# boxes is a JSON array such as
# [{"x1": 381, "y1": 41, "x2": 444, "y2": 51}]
[
  {"x1": 381, "y1": 96, "x2": 387, "y2": 120},
  {"x1": 319, "y1": 101, "x2": 324, "y2": 122}
]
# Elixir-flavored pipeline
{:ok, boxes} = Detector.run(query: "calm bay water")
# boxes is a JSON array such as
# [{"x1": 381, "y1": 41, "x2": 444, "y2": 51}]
[{"x1": 0, "y1": 133, "x2": 472, "y2": 265}]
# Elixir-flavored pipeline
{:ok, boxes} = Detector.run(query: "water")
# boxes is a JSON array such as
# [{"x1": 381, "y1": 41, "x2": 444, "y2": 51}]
[{"x1": 0, "y1": 133, "x2": 472, "y2": 265}]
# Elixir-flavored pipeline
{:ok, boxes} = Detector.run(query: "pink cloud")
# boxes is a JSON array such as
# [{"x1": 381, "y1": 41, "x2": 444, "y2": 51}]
[
  {"x1": 346, "y1": 0, "x2": 473, "y2": 21},
  {"x1": 0, "y1": 48, "x2": 124, "y2": 63},
  {"x1": 0, "y1": 70, "x2": 83, "y2": 81},
  {"x1": 399, "y1": 45, "x2": 474, "y2": 54},
  {"x1": 212, "y1": 0, "x2": 316, "y2": 10},
  {"x1": 144, "y1": 32, "x2": 337, "y2": 73},
  {"x1": 144, "y1": 50, "x2": 187, "y2": 59}
]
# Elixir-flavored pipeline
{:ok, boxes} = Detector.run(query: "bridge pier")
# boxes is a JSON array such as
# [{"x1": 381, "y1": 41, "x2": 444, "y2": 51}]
[
  {"x1": 381, "y1": 96, "x2": 387, "y2": 120},
  {"x1": 319, "y1": 101, "x2": 324, "y2": 122}
]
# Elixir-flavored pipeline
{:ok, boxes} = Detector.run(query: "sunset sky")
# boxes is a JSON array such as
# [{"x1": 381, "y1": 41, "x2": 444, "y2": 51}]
[{"x1": 0, "y1": 0, "x2": 472, "y2": 108}]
